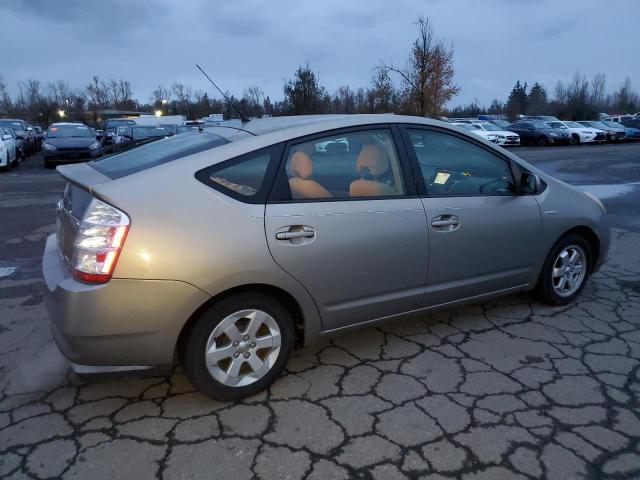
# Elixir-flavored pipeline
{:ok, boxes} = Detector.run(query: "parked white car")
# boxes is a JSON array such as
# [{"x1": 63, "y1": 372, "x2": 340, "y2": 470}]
[
  {"x1": 467, "y1": 122, "x2": 520, "y2": 146},
  {"x1": 451, "y1": 122, "x2": 499, "y2": 143},
  {"x1": 545, "y1": 121, "x2": 605, "y2": 145},
  {"x1": 0, "y1": 127, "x2": 18, "y2": 169}
]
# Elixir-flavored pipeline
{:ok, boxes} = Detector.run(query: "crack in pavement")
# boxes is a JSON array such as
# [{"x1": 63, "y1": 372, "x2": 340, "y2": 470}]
[{"x1": 0, "y1": 223, "x2": 639, "y2": 479}]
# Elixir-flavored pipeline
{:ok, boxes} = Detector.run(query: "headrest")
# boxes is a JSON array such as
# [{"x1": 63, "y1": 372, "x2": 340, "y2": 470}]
[
  {"x1": 357, "y1": 144, "x2": 389, "y2": 176},
  {"x1": 290, "y1": 152, "x2": 313, "y2": 179}
]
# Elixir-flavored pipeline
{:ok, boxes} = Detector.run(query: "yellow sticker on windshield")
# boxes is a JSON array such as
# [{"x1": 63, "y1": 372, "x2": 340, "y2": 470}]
[{"x1": 434, "y1": 172, "x2": 450, "y2": 184}]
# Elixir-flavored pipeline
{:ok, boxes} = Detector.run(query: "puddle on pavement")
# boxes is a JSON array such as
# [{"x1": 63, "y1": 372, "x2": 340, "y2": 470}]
[{"x1": 578, "y1": 182, "x2": 640, "y2": 199}]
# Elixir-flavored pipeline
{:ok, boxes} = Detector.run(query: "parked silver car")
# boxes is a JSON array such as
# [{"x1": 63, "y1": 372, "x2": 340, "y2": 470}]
[{"x1": 43, "y1": 115, "x2": 610, "y2": 400}]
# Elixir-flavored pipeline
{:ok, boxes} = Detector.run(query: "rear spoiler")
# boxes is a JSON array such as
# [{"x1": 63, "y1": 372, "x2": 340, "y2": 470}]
[{"x1": 56, "y1": 163, "x2": 112, "y2": 193}]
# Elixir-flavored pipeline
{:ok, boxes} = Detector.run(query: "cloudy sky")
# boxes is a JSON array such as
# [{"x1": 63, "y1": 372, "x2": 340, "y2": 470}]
[{"x1": 1, "y1": 0, "x2": 639, "y2": 107}]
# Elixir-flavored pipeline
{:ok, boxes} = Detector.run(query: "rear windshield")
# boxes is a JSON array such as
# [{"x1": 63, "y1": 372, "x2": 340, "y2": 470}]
[
  {"x1": 91, "y1": 131, "x2": 229, "y2": 179},
  {"x1": 90, "y1": 132, "x2": 229, "y2": 178}
]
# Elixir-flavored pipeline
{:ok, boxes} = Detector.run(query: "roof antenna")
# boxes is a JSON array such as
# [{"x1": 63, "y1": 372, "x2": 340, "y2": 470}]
[{"x1": 196, "y1": 64, "x2": 250, "y2": 123}]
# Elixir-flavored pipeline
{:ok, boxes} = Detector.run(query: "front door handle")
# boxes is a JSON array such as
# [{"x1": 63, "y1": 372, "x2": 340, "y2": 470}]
[
  {"x1": 275, "y1": 225, "x2": 316, "y2": 242},
  {"x1": 276, "y1": 230, "x2": 315, "y2": 240},
  {"x1": 431, "y1": 215, "x2": 460, "y2": 231}
]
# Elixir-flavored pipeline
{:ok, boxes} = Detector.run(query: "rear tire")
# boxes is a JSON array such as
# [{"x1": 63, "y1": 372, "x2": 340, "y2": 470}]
[
  {"x1": 180, "y1": 292, "x2": 295, "y2": 401},
  {"x1": 535, "y1": 234, "x2": 592, "y2": 305}
]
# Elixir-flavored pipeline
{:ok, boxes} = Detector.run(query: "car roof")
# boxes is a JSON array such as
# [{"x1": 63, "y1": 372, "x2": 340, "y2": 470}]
[{"x1": 200, "y1": 114, "x2": 447, "y2": 138}]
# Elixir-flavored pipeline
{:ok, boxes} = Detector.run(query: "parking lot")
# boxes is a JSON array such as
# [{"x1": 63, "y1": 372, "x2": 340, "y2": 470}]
[{"x1": 0, "y1": 143, "x2": 639, "y2": 479}]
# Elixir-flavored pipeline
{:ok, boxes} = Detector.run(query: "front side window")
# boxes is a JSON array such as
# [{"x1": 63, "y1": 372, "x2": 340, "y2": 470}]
[
  {"x1": 407, "y1": 129, "x2": 515, "y2": 196},
  {"x1": 275, "y1": 129, "x2": 406, "y2": 201}
]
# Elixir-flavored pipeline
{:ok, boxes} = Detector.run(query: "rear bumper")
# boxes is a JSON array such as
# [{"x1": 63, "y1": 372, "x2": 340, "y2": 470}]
[{"x1": 42, "y1": 234, "x2": 210, "y2": 372}]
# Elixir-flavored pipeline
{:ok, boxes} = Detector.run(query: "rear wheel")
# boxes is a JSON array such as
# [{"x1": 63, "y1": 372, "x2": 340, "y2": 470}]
[
  {"x1": 538, "y1": 136, "x2": 550, "y2": 147},
  {"x1": 536, "y1": 234, "x2": 591, "y2": 305},
  {"x1": 180, "y1": 293, "x2": 295, "y2": 401},
  {"x1": 571, "y1": 134, "x2": 580, "y2": 145}
]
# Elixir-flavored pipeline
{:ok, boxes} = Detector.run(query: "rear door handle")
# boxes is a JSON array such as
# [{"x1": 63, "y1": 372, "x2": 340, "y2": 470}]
[{"x1": 431, "y1": 215, "x2": 460, "y2": 231}]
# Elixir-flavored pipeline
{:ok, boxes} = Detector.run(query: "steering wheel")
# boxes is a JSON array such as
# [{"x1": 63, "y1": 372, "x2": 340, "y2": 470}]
[{"x1": 479, "y1": 178, "x2": 509, "y2": 194}]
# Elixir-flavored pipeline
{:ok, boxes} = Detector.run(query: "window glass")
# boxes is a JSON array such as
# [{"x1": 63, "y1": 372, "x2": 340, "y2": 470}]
[
  {"x1": 92, "y1": 131, "x2": 228, "y2": 179},
  {"x1": 407, "y1": 129, "x2": 515, "y2": 196},
  {"x1": 278, "y1": 129, "x2": 405, "y2": 201},
  {"x1": 207, "y1": 153, "x2": 271, "y2": 198}
]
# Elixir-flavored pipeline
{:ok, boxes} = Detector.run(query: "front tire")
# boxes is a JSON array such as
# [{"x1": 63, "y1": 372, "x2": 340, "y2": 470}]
[
  {"x1": 536, "y1": 234, "x2": 591, "y2": 305},
  {"x1": 180, "y1": 293, "x2": 295, "y2": 401},
  {"x1": 538, "y1": 136, "x2": 550, "y2": 147},
  {"x1": 571, "y1": 134, "x2": 580, "y2": 145}
]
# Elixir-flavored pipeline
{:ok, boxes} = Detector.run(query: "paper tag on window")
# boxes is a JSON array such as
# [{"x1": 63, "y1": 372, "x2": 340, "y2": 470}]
[{"x1": 434, "y1": 172, "x2": 450, "y2": 184}]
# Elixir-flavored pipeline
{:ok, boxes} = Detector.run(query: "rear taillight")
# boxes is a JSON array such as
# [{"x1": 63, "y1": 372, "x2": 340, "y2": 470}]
[{"x1": 72, "y1": 198, "x2": 130, "y2": 284}]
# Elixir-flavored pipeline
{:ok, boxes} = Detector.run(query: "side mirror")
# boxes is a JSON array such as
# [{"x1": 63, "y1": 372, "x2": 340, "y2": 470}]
[{"x1": 521, "y1": 172, "x2": 541, "y2": 194}]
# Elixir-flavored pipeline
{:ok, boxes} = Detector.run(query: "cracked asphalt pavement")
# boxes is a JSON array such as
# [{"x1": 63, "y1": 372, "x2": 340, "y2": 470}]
[{"x1": 1, "y1": 144, "x2": 639, "y2": 479}]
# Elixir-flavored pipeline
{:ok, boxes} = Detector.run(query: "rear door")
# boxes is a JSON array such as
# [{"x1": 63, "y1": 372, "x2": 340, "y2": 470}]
[
  {"x1": 401, "y1": 126, "x2": 542, "y2": 306},
  {"x1": 265, "y1": 126, "x2": 429, "y2": 331}
]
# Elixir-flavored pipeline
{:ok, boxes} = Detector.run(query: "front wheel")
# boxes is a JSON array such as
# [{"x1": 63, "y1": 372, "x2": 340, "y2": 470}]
[
  {"x1": 180, "y1": 293, "x2": 295, "y2": 401},
  {"x1": 571, "y1": 134, "x2": 580, "y2": 145},
  {"x1": 538, "y1": 136, "x2": 550, "y2": 147},
  {"x1": 535, "y1": 234, "x2": 591, "y2": 305}
]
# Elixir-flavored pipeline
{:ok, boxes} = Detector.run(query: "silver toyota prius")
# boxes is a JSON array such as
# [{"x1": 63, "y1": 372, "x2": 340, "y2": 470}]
[{"x1": 42, "y1": 115, "x2": 610, "y2": 400}]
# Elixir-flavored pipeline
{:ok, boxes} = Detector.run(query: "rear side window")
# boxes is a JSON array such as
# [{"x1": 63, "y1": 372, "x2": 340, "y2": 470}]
[
  {"x1": 195, "y1": 144, "x2": 284, "y2": 204},
  {"x1": 91, "y1": 131, "x2": 228, "y2": 179},
  {"x1": 272, "y1": 129, "x2": 406, "y2": 201}
]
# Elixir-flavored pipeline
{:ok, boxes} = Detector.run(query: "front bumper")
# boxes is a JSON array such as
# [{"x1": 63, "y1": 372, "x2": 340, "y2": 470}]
[
  {"x1": 43, "y1": 149, "x2": 101, "y2": 163},
  {"x1": 42, "y1": 234, "x2": 210, "y2": 373}
]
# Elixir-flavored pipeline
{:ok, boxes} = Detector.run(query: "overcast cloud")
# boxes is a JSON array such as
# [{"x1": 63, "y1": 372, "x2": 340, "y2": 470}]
[{"x1": 1, "y1": 0, "x2": 639, "y2": 107}]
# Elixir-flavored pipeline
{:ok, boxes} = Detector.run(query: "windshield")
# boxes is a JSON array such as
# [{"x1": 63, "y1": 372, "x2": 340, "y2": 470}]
[
  {"x1": 564, "y1": 121, "x2": 583, "y2": 128},
  {"x1": 603, "y1": 121, "x2": 624, "y2": 129},
  {"x1": 92, "y1": 131, "x2": 229, "y2": 179},
  {"x1": 589, "y1": 121, "x2": 608, "y2": 129},
  {"x1": 455, "y1": 124, "x2": 476, "y2": 131},
  {"x1": 176, "y1": 125, "x2": 198, "y2": 134},
  {"x1": 105, "y1": 119, "x2": 136, "y2": 132},
  {"x1": 0, "y1": 120, "x2": 24, "y2": 130},
  {"x1": 131, "y1": 127, "x2": 168, "y2": 139},
  {"x1": 46, "y1": 124, "x2": 94, "y2": 138},
  {"x1": 479, "y1": 123, "x2": 501, "y2": 131}
]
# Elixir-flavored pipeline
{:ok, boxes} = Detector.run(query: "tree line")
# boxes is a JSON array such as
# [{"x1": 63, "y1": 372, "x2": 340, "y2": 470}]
[
  {"x1": 1, "y1": 14, "x2": 638, "y2": 126},
  {"x1": 450, "y1": 72, "x2": 639, "y2": 120}
]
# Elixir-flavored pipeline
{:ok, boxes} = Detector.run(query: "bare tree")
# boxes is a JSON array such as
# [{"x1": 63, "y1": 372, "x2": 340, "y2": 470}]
[
  {"x1": 590, "y1": 73, "x2": 606, "y2": 107},
  {"x1": 380, "y1": 16, "x2": 459, "y2": 116},
  {"x1": 151, "y1": 85, "x2": 171, "y2": 106}
]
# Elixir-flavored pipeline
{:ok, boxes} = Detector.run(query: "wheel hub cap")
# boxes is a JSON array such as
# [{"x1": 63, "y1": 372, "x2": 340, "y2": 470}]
[
  {"x1": 551, "y1": 245, "x2": 587, "y2": 297},
  {"x1": 204, "y1": 309, "x2": 281, "y2": 388}
]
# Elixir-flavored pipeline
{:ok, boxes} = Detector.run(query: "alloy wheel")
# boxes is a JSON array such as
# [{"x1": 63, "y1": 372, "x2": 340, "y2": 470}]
[
  {"x1": 551, "y1": 245, "x2": 587, "y2": 297},
  {"x1": 204, "y1": 309, "x2": 281, "y2": 387}
]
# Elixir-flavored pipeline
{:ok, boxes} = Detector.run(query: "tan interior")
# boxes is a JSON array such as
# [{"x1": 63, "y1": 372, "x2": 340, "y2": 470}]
[
  {"x1": 349, "y1": 144, "x2": 397, "y2": 197},
  {"x1": 288, "y1": 152, "x2": 333, "y2": 199}
]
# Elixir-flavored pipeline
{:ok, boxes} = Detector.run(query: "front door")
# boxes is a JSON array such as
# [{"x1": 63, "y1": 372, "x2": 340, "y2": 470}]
[
  {"x1": 402, "y1": 126, "x2": 542, "y2": 306},
  {"x1": 265, "y1": 127, "x2": 429, "y2": 331}
]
